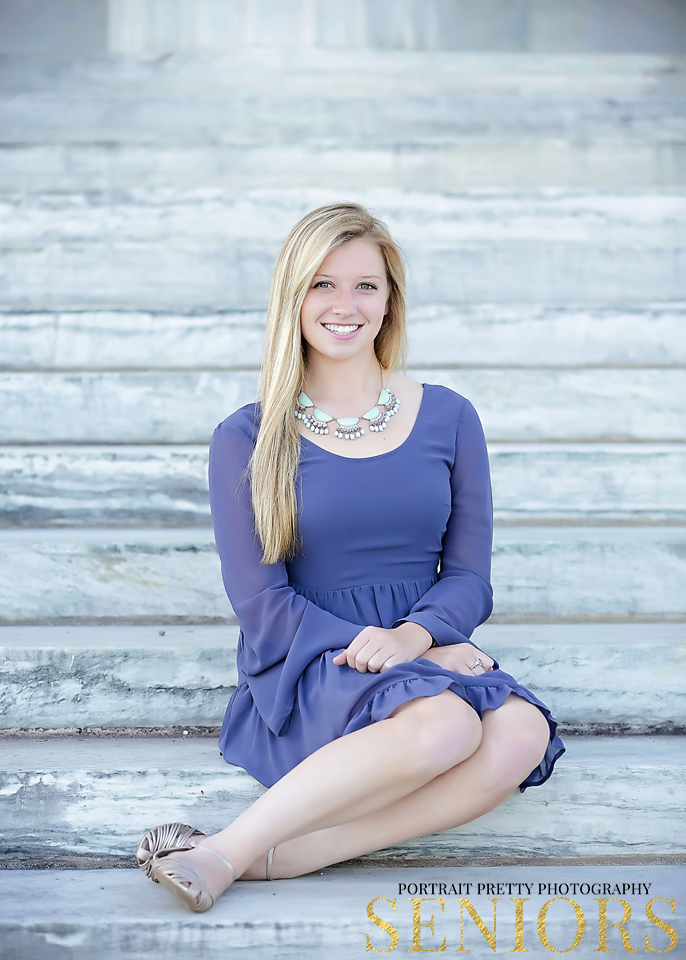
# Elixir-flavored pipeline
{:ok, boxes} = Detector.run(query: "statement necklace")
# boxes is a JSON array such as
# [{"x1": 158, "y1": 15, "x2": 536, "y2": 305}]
[{"x1": 295, "y1": 368, "x2": 400, "y2": 441}]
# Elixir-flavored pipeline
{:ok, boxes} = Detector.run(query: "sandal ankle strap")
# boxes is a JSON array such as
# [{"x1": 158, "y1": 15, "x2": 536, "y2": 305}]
[{"x1": 201, "y1": 844, "x2": 237, "y2": 882}]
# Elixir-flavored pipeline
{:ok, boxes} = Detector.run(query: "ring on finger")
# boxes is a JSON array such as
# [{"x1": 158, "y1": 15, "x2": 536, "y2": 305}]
[{"x1": 469, "y1": 657, "x2": 483, "y2": 671}]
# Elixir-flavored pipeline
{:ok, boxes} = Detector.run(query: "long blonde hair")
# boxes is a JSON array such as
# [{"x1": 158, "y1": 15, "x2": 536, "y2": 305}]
[{"x1": 250, "y1": 202, "x2": 408, "y2": 564}]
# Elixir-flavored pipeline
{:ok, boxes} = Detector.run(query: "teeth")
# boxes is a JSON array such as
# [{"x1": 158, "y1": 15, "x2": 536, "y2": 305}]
[{"x1": 324, "y1": 324, "x2": 360, "y2": 335}]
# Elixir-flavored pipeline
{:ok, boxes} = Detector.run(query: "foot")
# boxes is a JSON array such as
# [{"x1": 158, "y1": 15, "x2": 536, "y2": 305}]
[{"x1": 161, "y1": 839, "x2": 236, "y2": 908}]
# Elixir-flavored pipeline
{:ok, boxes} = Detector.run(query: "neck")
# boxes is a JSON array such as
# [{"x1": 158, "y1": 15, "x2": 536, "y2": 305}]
[{"x1": 304, "y1": 349, "x2": 383, "y2": 414}]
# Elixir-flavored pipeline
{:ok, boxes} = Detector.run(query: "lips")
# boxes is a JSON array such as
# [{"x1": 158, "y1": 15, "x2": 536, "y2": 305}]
[{"x1": 323, "y1": 323, "x2": 361, "y2": 336}]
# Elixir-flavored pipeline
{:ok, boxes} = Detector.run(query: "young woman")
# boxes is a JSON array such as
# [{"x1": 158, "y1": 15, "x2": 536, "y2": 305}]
[{"x1": 137, "y1": 203, "x2": 565, "y2": 912}]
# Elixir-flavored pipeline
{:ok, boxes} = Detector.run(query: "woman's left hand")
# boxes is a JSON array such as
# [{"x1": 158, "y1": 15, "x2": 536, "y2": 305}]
[
  {"x1": 332, "y1": 622, "x2": 432, "y2": 673},
  {"x1": 420, "y1": 643, "x2": 495, "y2": 676}
]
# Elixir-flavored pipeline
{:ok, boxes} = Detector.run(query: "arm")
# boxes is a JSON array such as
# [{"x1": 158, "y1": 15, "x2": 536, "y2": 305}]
[
  {"x1": 395, "y1": 397, "x2": 494, "y2": 647},
  {"x1": 209, "y1": 413, "x2": 362, "y2": 735},
  {"x1": 333, "y1": 396, "x2": 496, "y2": 674}
]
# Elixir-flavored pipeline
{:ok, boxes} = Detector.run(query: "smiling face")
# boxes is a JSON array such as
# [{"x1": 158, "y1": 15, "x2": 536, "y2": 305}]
[{"x1": 300, "y1": 238, "x2": 389, "y2": 362}]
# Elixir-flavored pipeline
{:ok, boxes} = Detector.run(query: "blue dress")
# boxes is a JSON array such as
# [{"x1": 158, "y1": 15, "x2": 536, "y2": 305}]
[{"x1": 209, "y1": 383, "x2": 565, "y2": 790}]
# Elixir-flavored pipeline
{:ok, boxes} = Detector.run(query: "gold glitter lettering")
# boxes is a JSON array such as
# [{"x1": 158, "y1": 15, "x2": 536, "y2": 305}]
[
  {"x1": 510, "y1": 898, "x2": 530, "y2": 953},
  {"x1": 407, "y1": 898, "x2": 447, "y2": 952},
  {"x1": 594, "y1": 898, "x2": 638, "y2": 953},
  {"x1": 366, "y1": 897, "x2": 399, "y2": 953},
  {"x1": 537, "y1": 898, "x2": 585, "y2": 953},
  {"x1": 455, "y1": 898, "x2": 501, "y2": 953},
  {"x1": 645, "y1": 898, "x2": 678, "y2": 954}
]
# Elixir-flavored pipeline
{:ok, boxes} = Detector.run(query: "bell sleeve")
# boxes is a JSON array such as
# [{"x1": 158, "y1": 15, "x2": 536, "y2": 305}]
[
  {"x1": 392, "y1": 397, "x2": 494, "y2": 650},
  {"x1": 209, "y1": 411, "x2": 362, "y2": 736}
]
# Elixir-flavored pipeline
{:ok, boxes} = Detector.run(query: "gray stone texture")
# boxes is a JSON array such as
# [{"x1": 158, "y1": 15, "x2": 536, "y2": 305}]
[
  {"x1": 0, "y1": 623, "x2": 683, "y2": 732},
  {"x1": 1, "y1": 0, "x2": 685, "y2": 894},
  {"x1": 1, "y1": 191, "x2": 684, "y2": 308},
  {"x1": 1, "y1": 737, "x2": 684, "y2": 860},
  {"x1": 0, "y1": 527, "x2": 684, "y2": 620},
  {"x1": 1, "y1": 368, "x2": 684, "y2": 443},
  {"x1": 2, "y1": 303, "x2": 684, "y2": 369},
  {"x1": 2, "y1": 443, "x2": 685, "y2": 528},
  {"x1": 2, "y1": 865, "x2": 684, "y2": 960}
]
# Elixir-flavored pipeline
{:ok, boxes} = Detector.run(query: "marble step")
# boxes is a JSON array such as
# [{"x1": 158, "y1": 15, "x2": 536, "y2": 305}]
[
  {"x1": 2, "y1": 866, "x2": 684, "y2": 960},
  {"x1": 1, "y1": 53, "x2": 683, "y2": 143},
  {"x1": 3, "y1": 138, "x2": 685, "y2": 191},
  {"x1": 1, "y1": 737, "x2": 684, "y2": 862},
  {"x1": 1, "y1": 368, "x2": 684, "y2": 443},
  {"x1": 0, "y1": 526, "x2": 684, "y2": 621},
  {"x1": 2, "y1": 303, "x2": 684, "y2": 369},
  {"x1": 4, "y1": 92, "x2": 682, "y2": 146},
  {"x1": 1, "y1": 190, "x2": 685, "y2": 309},
  {"x1": 1, "y1": 443, "x2": 685, "y2": 528},
  {"x1": 5, "y1": 864, "x2": 686, "y2": 960},
  {"x1": 0, "y1": 623, "x2": 682, "y2": 734},
  {"x1": 3, "y1": 51, "x2": 684, "y2": 191},
  {"x1": 3, "y1": 50, "x2": 684, "y2": 96}
]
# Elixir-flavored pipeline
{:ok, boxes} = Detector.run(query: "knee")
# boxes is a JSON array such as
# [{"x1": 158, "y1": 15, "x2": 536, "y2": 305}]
[
  {"x1": 395, "y1": 693, "x2": 482, "y2": 775},
  {"x1": 482, "y1": 698, "x2": 550, "y2": 788}
]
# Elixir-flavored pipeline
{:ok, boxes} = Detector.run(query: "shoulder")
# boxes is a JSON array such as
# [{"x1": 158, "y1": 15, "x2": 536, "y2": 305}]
[
  {"x1": 210, "y1": 402, "x2": 262, "y2": 471},
  {"x1": 422, "y1": 384, "x2": 486, "y2": 459},
  {"x1": 213, "y1": 402, "x2": 261, "y2": 445},
  {"x1": 423, "y1": 382, "x2": 478, "y2": 422}
]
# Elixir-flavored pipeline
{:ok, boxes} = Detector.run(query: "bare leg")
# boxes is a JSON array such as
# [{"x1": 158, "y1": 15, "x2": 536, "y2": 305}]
[
  {"x1": 167, "y1": 690, "x2": 481, "y2": 898},
  {"x1": 243, "y1": 695, "x2": 551, "y2": 880}
]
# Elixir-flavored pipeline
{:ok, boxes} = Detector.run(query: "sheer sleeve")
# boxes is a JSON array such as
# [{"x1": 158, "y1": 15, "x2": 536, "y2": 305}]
[
  {"x1": 209, "y1": 410, "x2": 362, "y2": 736},
  {"x1": 393, "y1": 397, "x2": 494, "y2": 649}
]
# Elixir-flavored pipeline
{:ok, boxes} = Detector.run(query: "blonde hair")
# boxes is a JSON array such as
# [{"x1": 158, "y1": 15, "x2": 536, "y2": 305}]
[{"x1": 250, "y1": 202, "x2": 408, "y2": 564}]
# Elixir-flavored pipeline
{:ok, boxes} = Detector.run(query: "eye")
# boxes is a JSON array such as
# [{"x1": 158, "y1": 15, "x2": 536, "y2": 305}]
[
  {"x1": 359, "y1": 282, "x2": 377, "y2": 290},
  {"x1": 313, "y1": 281, "x2": 332, "y2": 289}
]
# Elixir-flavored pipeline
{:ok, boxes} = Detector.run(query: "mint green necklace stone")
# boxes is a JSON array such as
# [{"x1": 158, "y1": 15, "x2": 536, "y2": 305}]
[{"x1": 295, "y1": 369, "x2": 399, "y2": 441}]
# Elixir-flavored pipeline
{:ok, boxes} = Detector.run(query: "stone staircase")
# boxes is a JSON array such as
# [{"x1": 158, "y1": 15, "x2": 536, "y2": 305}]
[{"x1": 1, "y1": 5, "x2": 685, "y2": 955}]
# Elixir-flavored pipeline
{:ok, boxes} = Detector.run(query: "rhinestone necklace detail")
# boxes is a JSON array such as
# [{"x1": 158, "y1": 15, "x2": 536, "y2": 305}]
[{"x1": 295, "y1": 367, "x2": 400, "y2": 441}]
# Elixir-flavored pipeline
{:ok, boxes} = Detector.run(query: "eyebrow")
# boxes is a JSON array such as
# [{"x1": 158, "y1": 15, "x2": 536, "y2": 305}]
[{"x1": 314, "y1": 274, "x2": 383, "y2": 280}]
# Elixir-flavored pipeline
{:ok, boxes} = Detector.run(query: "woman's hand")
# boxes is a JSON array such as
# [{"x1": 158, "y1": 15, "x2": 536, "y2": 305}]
[
  {"x1": 332, "y1": 622, "x2": 432, "y2": 673},
  {"x1": 420, "y1": 643, "x2": 494, "y2": 676}
]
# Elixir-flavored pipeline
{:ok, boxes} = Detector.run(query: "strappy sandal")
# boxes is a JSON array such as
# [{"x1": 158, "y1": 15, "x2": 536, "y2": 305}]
[
  {"x1": 151, "y1": 843, "x2": 236, "y2": 913},
  {"x1": 136, "y1": 822, "x2": 207, "y2": 882}
]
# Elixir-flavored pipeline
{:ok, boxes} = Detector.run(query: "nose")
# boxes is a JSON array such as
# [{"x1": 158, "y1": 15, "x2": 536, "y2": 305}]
[{"x1": 331, "y1": 288, "x2": 356, "y2": 319}]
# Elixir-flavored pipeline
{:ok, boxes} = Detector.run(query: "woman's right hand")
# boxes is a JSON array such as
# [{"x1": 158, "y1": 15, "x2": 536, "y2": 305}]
[{"x1": 420, "y1": 642, "x2": 494, "y2": 676}]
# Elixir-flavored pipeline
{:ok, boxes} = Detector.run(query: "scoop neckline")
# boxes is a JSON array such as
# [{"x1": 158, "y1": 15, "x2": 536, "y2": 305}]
[{"x1": 300, "y1": 383, "x2": 427, "y2": 462}]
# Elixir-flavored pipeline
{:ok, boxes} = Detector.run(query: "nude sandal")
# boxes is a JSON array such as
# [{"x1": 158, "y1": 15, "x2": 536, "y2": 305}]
[
  {"x1": 151, "y1": 843, "x2": 236, "y2": 913},
  {"x1": 136, "y1": 822, "x2": 207, "y2": 882}
]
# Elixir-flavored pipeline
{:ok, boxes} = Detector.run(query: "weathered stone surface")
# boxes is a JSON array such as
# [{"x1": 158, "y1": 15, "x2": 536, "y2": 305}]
[
  {"x1": 1, "y1": 369, "x2": 684, "y2": 443},
  {"x1": 0, "y1": 445, "x2": 212, "y2": 528},
  {"x1": 1, "y1": 191, "x2": 684, "y2": 308},
  {"x1": 1, "y1": 53, "x2": 684, "y2": 144},
  {"x1": 0, "y1": 623, "x2": 682, "y2": 732},
  {"x1": 2, "y1": 443, "x2": 685, "y2": 528},
  {"x1": 0, "y1": 624, "x2": 237, "y2": 729},
  {"x1": 0, "y1": 528, "x2": 230, "y2": 621},
  {"x1": 2, "y1": 139, "x2": 685, "y2": 191},
  {"x1": 491, "y1": 526, "x2": 686, "y2": 616},
  {"x1": 0, "y1": 737, "x2": 684, "y2": 860},
  {"x1": 2, "y1": 865, "x2": 683, "y2": 960},
  {"x1": 0, "y1": 526, "x2": 684, "y2": 619},
  {"x1": 5, "y1": 93, "x2": 683, "y2": 147},
  {"x1": 2, "y1": 51, "x2": 682, "y2": 97},
  {"x1": 489, "y1": 442, "x2": 686, "y2": 524},
  {"x1": 2, "y1": 303, "x2": 684, "y2": 369}
]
